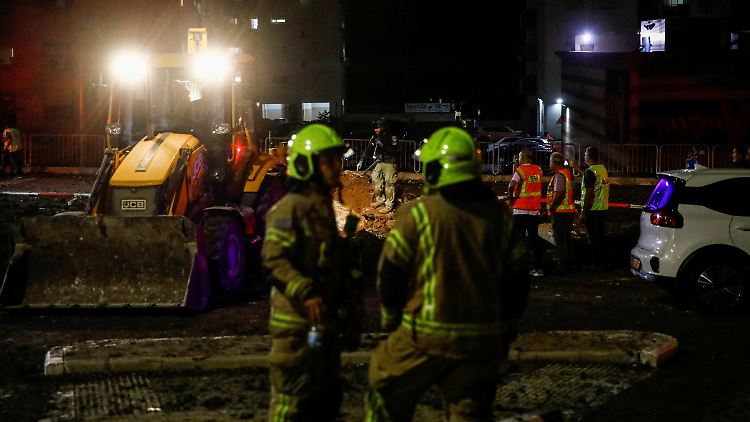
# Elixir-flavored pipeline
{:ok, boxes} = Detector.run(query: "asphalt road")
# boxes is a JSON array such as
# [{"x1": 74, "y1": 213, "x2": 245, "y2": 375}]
[{"x1": 1, "y1": 266, "x2": 749, "y2": 421}]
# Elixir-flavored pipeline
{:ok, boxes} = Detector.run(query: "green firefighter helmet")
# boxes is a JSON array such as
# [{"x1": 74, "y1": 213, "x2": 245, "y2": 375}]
[
  {"x1": 417, "y1": 126, "x2": 479, "y2": 189},
  {"x1": 287, "y1": 123, "x2": 345, "y2": 181}
]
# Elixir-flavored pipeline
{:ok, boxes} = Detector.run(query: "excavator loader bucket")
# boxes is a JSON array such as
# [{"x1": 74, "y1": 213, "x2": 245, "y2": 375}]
[{"x1": 0, "y1": 215, "x2": 212, "y2": 310}]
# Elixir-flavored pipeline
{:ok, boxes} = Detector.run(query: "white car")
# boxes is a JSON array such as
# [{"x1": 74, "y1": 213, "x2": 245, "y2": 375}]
[{"x1": 630, "y1": 167, "x2": 750, "y2": 313}]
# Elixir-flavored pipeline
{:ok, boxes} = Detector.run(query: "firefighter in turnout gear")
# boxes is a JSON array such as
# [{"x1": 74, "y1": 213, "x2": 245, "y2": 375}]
[
  {"x1": 365, "y1": 127, "x2": 529, "y2": 421},
  {"x1": 262, "y1": 123, "x2": 362, "y2": 421}
]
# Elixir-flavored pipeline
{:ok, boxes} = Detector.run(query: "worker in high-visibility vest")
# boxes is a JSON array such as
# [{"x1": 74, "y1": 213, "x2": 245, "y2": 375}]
[
  {"x1": 580, "y1": 146, "x2": 609, "y2": 268},
  {"x1": 1, "y1": 125, "x2": 23, "y2": 177},
  {"x1": 547, "y1": 152, "x2": 576, "y2": 274},
  {"x1": 506, "y1": 148, "x2": 544, "y2": 277},
  {"x1": 365, "y1": 127, "x2": 528, "y2": 421}
]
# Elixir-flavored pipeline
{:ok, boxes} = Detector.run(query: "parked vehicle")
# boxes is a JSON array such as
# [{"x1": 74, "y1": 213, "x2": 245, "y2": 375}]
[
  {"x1": 630, "y1": 167, "x2": 750, "y2": 314},
  {"x1": 484, "y1": 136, "x2": 554, "y2": 174},
  {"x1": 473, "y1": 126, "x2": 525, "y2": 143}
]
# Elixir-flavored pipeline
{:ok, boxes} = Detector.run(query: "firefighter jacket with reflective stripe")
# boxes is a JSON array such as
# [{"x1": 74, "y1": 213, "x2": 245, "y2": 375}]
[
  {"x1": 262, "y1": 188, "x2": 349, "y2": 341},
  {"x1": 581, "y1": 164, "x2": 609, "y2": 211},
  {"x1": 513, "y1": 164, "x2": 543, "y2": 211},
  {"x1": 547, "y1": 167, "x2": 575, "y2": 213},
  {"x1": 377, "y1": 184, "x2": 528, "y2": 360}
]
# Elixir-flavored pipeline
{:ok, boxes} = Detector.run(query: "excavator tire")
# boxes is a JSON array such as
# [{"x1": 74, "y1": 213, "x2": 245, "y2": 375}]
[
  {"x1": 184, "y1": 248, "x2": 212, "y2": 311},
  {"x1": 252, "y1": 173, "x2": 286, "y2": 237},
  {"x1": 241, "y1": 173, "x2": 286, "y2": 296},
  {"x1": 203, "y1": 215, "x2": 246, "y2": 295}
]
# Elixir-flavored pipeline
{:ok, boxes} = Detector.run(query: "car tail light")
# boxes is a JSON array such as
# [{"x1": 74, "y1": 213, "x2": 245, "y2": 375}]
[{"x1": 649, "y1": 211, "x2": 683, "y2": 228}]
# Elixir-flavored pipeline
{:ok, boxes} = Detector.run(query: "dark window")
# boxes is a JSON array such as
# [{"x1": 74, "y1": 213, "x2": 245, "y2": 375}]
[
  {"x1": 566, "y1": 0, "x2": 584, "y2": 9},
  {"x1": 46, "y1": 56, "x2": 68, "y2": 69},
  {"x1": 38, "y1": 0, "x2": 70, "y2": 9},
  {"x1": 680, "y1": 177, "x2": 750, "y2": 216},
  {"x1": 44, "y1": 105, "x2": 73, "y2": 120}
]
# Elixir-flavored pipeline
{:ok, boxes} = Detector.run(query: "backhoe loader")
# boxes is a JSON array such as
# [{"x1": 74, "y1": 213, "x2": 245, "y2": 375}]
[{"x1": 0, "y1": 51, "x2": 285, "y2": 310}]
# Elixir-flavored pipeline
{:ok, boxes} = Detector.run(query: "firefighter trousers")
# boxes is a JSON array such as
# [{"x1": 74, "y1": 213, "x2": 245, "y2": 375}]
[
  {"x1": 268, "y1": 335, "x2": 342, "y2": 421},
  {"x1": 365, "y1": 329, "x2": 502, "y2": 422}
]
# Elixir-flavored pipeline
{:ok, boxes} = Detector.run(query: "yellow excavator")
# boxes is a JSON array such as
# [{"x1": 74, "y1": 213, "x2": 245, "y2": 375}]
[{"x1": 0, "y1": 50, "x2": 285, "y2": 310}]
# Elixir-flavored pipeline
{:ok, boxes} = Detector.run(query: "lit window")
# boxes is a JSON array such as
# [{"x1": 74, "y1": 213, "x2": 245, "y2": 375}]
[
  {"x1": 250, "y1": 17, "x2": 259, "y2": 30},
  {"x1": 664, "y1": 0, "x2": 684, "y2": 6},
  {"x1": 228, "y1": 47, "x2": 242, "y2": 54},
  {"x1": 229, "y1": 17, "x2": 238, "y2": 25},
  {"x1": 271, "y1": 18, "x2": 286, "y2": 24},
  {"x1": 262, "y1": 104, "x2": 285, "y2": 120},
  {"x1": 302, "y1": 102, "x2": 330, "y2": 121}
]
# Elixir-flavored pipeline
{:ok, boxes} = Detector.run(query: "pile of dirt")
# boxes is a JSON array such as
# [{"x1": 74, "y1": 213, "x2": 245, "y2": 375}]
[{"x1": 336, "y1": 171, "x2": 423, "y2": 238}]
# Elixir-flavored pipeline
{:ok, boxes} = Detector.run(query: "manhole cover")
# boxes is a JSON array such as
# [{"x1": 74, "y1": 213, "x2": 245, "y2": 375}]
[{"x1": 48, "y1": 374, "x2": 162, "y2": 420}]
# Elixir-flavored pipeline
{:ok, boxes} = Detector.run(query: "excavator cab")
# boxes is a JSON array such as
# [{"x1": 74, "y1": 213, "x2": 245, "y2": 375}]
[{"x1": 0, "y1": 50, "x2": 285, "y2": 310}]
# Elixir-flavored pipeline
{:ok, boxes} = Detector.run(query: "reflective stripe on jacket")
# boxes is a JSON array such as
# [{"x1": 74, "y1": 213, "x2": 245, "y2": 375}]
[
  {"x1": 513, "y1": 164, "x2": 542, "y2": 211},
  {"x1": 262, "y1": 189, "x2": 346, "y2": 337},
  {"x1": 377, "y1": 187, "x2": 528, "y2": 360},
  {"x1": 547, "y1": 167, "x2": 575, "y2": 213}
]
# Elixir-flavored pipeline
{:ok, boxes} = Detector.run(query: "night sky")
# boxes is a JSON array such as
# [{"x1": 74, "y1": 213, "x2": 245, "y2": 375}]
[{"x1": 344, "y1": 1, "x2": 524, "y2": 119}]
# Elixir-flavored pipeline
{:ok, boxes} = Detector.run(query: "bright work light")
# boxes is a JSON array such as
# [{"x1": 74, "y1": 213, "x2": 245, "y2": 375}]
[
  {"x1": 192, "y1": 51, "x2": 230, "y2": 81},
  {"x1": 110, "y1": 51, "x2": 148, "y2": 83}
]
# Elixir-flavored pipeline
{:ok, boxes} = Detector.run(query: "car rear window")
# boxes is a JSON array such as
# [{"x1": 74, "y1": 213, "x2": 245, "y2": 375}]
[{"x1": 644, "y1": 177, "x2": 681, "y2": 211}]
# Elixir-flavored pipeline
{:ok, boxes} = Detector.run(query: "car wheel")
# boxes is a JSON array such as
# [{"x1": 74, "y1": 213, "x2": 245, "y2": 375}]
[{"x1": 683, "y1": 257, "x2": 747, "y2": 314}]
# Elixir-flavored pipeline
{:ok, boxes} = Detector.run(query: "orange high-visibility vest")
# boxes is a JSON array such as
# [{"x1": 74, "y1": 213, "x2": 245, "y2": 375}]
[
  {"x1": 513, "y1": 164, "x2": 542, "y2": 211},
  {"x1": 547, "y1": 167, "x2": 575, "y2": 213}
]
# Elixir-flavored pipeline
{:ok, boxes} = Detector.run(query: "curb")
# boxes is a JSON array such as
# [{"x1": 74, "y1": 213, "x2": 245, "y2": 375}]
[
  {"x1": 44, "y1": 330, "x2": 678, "y2": 376},
  {"x1": 508, "y1": 330, "x2": 679, "y2": 369}
]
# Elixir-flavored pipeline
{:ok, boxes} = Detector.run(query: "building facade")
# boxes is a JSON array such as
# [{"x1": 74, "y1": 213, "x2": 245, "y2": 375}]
[
  {"x1": 0, "y1": 0, "x2": 344, "y2": 136},
  {"x1": 555, "y1": 0, "x2": 750, "y2": 147}
]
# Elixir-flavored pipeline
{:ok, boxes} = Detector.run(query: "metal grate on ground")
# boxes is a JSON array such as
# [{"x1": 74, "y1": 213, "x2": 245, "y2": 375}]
[
  {"x1": 495, "y1": 363, "x2": 652, "y2": 420},
  {"x1": 48, "y1": 374, "x2": 162, "y2": 420}
]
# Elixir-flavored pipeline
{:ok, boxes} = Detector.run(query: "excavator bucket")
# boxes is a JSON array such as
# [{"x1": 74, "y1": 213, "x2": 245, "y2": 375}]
[{"x1": 0, "y1": 215, "x2": 212, "y2": 310}]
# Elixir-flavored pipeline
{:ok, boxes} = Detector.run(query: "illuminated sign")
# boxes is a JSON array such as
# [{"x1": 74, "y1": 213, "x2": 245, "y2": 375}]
[{"x1": 404, "y1": 103, "x2": 451, "y2": 113}]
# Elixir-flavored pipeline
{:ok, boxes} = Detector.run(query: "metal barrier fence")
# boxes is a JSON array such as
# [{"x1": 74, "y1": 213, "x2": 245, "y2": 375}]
[
  {"x1": 581, "y1": 144, "x2": 659, "y2": 176},
  {"x1": 26, "y1": 134, "x2": 106, "y2": 167},
  {"x1": 16, "y1": 132, "x2": 747, "y2": 175},
  {"x1": 711, "y1": 144, "x2": 749, "y2": 168},
  {"x1": 261, "y1": 137, "x2": 291, "y2": 152},
  {"x1": 658, "y1": 143, "x2": 709, "y2": 173},
  {"x1": 261, "y1": 137, "x2": 421, "y2": 172}
]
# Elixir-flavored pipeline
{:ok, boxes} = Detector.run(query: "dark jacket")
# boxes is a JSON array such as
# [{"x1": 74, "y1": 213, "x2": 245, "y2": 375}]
[{"x1": 362, "y1": 131, "x2": 401, "y2": 165}]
